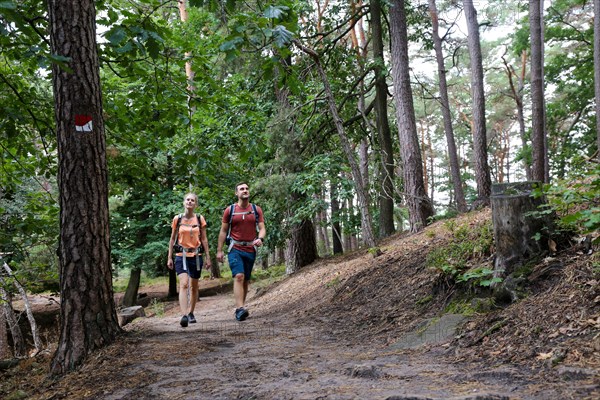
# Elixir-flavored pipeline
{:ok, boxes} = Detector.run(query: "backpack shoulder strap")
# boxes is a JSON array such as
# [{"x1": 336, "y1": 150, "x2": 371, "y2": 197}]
[
  {"x1": 251, "y1": 204, "x2": 259, "y2": 231},
  {"x1": 227, "y1": 204, "x2": 235, "y2": 225},
  {"x1": 174, "y1": 214, "x2": 183, "y2": 246}
]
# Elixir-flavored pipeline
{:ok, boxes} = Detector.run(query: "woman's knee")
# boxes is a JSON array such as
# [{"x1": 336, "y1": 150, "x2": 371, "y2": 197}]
[{"x1": 179, "y1": 277, "x2": 189, "y2": 290}]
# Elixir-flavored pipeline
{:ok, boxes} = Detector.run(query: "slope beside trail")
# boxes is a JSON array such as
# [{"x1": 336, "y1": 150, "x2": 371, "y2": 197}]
[{"x1": 6, "y1": 209, "x2": 600, "y2": 399}]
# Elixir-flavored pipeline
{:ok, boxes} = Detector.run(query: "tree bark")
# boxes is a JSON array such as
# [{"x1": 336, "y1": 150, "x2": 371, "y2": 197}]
[
  {"x1": 428, "y1": 0, "x2": 468, "y2": 213},
  {"x1": 285, "y1": 219, "x2": 318, "y2": 274},
  {"x1": 491, "y1": 182, "x2": 552, "y2": 296},
  {"x1": 168, "y1": 267, "x2": 178, "y2": 297},
  {"x1": 502, "y1": 50, "x2": 533, "y2": 180},
  {"x1": 0, "y1": 299, "x2": 9, "y2": 359},
  {"x1": 48, "y1": 0, "x2": 121, "y2": 374},
  {"x1": 463, "y1": 0, "x2": 492, "y2": 202},
  {"x1": 371, "y1": 0, "x2": 396, "y2": 237},
  {"x1": 331, "y1": 180, "x2": 343, "y2": 255},
  {"x1": 389, "y1": 0, "x2": 434, "y2": 232},
  {"x1": 0, "y1": 287, "x2": 25, "y2": 358},
  {"x1": 2, "y1": 261, "x2": 41, "y2": 354},
  {"x1": 122, "y1": 267, "x2": 141, "y2": 307},
  {"x1": 595, "y1": 0, "x2": 600, "y2": 159},
  {"x1": 530, "y1": 0, "x2": 548, "y2": 182}
]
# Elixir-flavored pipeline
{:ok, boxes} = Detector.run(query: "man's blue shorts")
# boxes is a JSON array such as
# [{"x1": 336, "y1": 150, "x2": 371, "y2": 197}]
[
  {"x1": 228, "y1": 248, "x2": 256, "y2": 281},
  {"x1": 175, "y1": 256, "x2": 202, "y2": 279}
]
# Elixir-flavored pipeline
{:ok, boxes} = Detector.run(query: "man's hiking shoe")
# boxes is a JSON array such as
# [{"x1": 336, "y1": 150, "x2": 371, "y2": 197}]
[
  {"x1": 235, "y1": 307, "x2": 249, "y2": 321},
  {"x1": 180, "y1": 315, "x2": 189, "y2": 327},
  {"x1": 188, "y1": 313, "x2": 197, "y2": 323}
]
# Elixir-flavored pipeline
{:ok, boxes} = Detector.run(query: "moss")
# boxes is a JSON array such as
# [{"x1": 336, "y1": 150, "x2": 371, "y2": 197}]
[
  {"x1": 445, "y1": 299, "x2": 478, "y2": 316},
  {"x1": 416, "y1": 294, "x2": 433, "y2": 307}
]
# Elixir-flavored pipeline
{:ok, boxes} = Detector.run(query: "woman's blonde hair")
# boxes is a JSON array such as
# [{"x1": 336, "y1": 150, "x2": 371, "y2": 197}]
[{"x1": 183, "y1": 192, "x2": 198, "y2": 206}]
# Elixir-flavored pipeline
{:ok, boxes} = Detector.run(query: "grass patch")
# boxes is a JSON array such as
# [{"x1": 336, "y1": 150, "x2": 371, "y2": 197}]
[
  {"x1": 113, "y1": 270, "x2": 169, "y2": 293},
  {"x1": 252, "y1": 264, "x2": 286, "y2": 288},
  {"x1": 148, "y1": 298, "x2": 165, "y2": 317}
]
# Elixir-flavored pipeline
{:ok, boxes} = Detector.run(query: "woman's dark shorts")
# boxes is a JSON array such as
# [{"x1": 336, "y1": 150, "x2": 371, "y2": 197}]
[{"x1": 175, "y1": 256, "x2": 203, "y2": 279}]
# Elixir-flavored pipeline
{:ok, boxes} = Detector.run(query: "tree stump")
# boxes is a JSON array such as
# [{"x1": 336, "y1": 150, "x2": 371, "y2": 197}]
[{"x1": 491, "y1": 182, "x2": 550, "y2": 280}]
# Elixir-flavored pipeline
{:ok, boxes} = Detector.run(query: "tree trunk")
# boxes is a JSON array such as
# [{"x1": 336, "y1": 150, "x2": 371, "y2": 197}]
[
  {"x1": 122, "y1": 267, "x2": 141, "y2": 307},
  {"x1": 0, "y1": 288, "x2": 25, "y2": 358},
  {"x1": 530, "y1": 0, "x2": 548, "y2": 182},
  {"x1": 209, "y1": 253, "x2": 220, "y2": 278},
  {"x1": 179, "y1": 0, "x2": 195, "y2": 112},
  {"x1": 276, "y1": 247, "x2": 285, "y2": 265},
  {"x1": 0, "y1": 301, "x2": 9, "y2": 359},
  {"x1": 315, "y1": 213, "x2": 326, "y2": 256},
  {"x1": 48, "y1": 0, "x2": 121, "y2": 374},
  {"x1": 168, "y1": 268, "x2": 178, "y2": 297},
  {"x1": 358, "y1": 138, "x2": 372, "y2": 239},
  {"x1": 371, "y1": 0, "x2": 396, "y2": 237},
  {"x1": 595, "y1": 0, "x2": 600, "y2": 159},
  {"x1": 331, "y1": 180, "x2": 343, "y2": 255},
  {"x1": 2, "y1": 261, "x2": 41, "y2": 354},
  {"x1": 285, "y1": 219, "x2": 318, "y2": 274},
  {"x1": 295, "y1": 40, "x2": 377, "y2": 247},
  {"x1": 463, "y1": 0, "x2": 492, "y2": 202},
  {"x1": 389, "y1": 0, "x2": 434, "y2": 232},
  {"x1": 428, "y1": 0, "x2": 468, "y2": 212},
  {"x1": 502, "y1": 50, "x2": 533, "y2": 180},
  {"x1": 320, "y1": 206, "x2": 331, "y2": 255}
]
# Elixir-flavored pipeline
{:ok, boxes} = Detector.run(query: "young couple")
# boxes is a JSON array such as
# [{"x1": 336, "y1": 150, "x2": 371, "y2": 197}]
[{"x1": 166, "y1": 182, "x2": 266, "y2": 327}]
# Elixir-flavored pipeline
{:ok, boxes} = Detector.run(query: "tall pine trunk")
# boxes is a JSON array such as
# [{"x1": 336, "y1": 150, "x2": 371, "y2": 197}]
[
  {"x1": 331, "y1": 180, "x2": 343, "y2": 254},
  {"x1": 594, "y1": 0, "x2": 600, "y2": 159},
  {"x1": 530, "y1": 0, "x2": 548, "y2": 182},
  {"x1": 389, "y1": 0, "x2": 434, "y2": 232},
  {"x1": 371, "y1": 0, "x2": 396, "y2": 237},
  {"x1": 428, "y1": 0, "x2": 467, "y2": 213},
  {"x1": 48, "y1": 0, "x2": 121, "y2": 374},
  {"x1": 463, "y1": 0, "x2": 492, "y2": 202}
]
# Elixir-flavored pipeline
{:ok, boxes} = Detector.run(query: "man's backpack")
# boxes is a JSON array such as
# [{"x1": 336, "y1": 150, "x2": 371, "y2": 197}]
[
  {"x1": 225, "y1": 203, "x2": 259, "y2": 245},
  {"x1": 173, "y1": 213, "x2": 204, "y2": 254}
]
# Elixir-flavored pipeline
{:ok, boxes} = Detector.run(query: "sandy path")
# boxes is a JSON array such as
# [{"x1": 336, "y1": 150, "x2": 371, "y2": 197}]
[{"x1": 75, "y1": 292, "x2": 596, "y2": 400}]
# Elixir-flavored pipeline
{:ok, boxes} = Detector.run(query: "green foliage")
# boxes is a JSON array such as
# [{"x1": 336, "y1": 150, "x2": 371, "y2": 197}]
[
  {"x1": 148, "y1": 298, "x2": 166, "y2": 317},
  {"x1": 532, "y1": 163, "x2": 600, "y2": 244},
  {"x1": 427, "y1": 219, "x2": 496, "y2": 287}
]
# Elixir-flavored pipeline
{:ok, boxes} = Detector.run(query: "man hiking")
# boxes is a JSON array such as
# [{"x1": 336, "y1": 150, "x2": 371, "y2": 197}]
[{"x1": 217, "y1": 182, "x2": 266, "y2": 321}]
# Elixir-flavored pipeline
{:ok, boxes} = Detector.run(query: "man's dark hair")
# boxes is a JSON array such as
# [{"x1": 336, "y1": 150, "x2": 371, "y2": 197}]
[{"x1": 235, "y1": 182, "x2": 249, "y2": 192}]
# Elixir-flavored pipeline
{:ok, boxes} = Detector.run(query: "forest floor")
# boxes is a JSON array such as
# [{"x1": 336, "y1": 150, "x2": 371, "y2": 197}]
[{"x1": 2, "y1": 209, "x2": 599, "y2": 399}]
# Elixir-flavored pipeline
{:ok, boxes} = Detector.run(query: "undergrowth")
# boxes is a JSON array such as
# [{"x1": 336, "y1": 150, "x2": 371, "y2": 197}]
[{"x1": 426, "y1": 218, "x2": 498, "y2": 288}]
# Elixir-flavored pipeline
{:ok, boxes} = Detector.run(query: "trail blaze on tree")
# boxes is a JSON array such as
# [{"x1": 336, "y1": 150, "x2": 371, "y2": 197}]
[{"x1": 48, "y1": 0, "x2": 121, "y2": 375}]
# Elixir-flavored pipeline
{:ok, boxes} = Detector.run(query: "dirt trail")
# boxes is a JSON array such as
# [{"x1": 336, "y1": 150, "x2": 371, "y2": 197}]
[
  {"x1": 37, "y1": 288, "x2": 597, "y2": 400},
  {"x1": 6, "y1": 210, "x2": 598, "y2": 399}
]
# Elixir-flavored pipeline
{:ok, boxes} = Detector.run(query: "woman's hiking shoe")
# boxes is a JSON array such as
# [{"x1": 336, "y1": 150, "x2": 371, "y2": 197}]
[
  {"x1": 188, "y1": 313, "x2": 197, "y2": 323},
  {"x1": 180, "y1": 315, "x2": 189, "y2": 327},
  {"x1": 235, "y1": 307, "x2": 249, "y2": 321}
]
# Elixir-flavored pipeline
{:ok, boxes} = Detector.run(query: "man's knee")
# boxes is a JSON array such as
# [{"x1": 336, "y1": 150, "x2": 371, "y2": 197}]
[{"x1": 234, "y1": 273, "x2": 245, "y2": 283}]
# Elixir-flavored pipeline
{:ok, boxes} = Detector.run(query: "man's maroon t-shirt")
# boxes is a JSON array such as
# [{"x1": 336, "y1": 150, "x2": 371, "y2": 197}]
[{"x1": 223, "y1": 203, "x2": 264, "y2": 253}]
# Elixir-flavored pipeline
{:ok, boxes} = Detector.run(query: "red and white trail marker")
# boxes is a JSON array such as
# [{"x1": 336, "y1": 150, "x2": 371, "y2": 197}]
[{"x1": 74, "y1": 114, "x2": 93, "y2": 132}]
